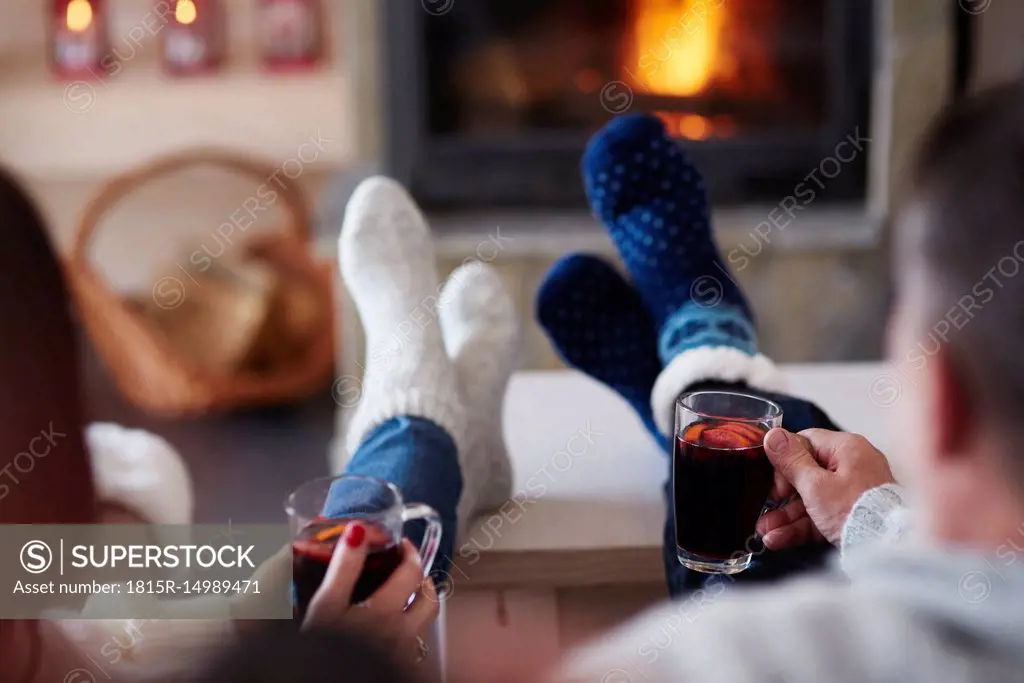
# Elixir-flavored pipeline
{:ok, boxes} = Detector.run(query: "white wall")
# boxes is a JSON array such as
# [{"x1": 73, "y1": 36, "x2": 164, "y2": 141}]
[{"x1": 0, "y1": 0, "x2": 380, "y2": 180}]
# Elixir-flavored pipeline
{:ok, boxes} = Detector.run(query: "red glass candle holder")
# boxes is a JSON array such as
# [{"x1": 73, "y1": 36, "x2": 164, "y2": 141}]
[
  {"x1": 161, "y1": 0, "x2": 225, "y2": 75},
  {"x1": 259, "y1": 0, "x2": 324, "y2": 72},
  {"x1": 50, "y1": 0, "x2": 109, "y2": 79}
]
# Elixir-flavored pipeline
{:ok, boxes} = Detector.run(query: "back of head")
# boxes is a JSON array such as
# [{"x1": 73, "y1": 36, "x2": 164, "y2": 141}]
[
  {"x1": 195, "y1": 624, "x2": 421, "y2": 683},
  {"x1": 0, "y1": 168, "x2": 94, "y2": 524},
  {"x1": 897, "y1": 79, "x2": 1024, "y2": 477}
]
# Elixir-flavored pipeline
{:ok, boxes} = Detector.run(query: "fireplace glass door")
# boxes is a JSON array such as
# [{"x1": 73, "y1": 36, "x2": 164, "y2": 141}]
[{"x1": 385, "y1": 0, "x2": 871, "y2": 207}]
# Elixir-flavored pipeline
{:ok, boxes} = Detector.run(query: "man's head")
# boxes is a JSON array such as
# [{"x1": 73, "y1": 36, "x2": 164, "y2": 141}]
[{"x1": 889, "y1": 80, "x2": 1024, "y2": 543}]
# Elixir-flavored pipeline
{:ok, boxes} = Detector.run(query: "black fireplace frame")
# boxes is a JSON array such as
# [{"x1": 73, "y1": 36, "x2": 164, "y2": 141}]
[{"x1": 383, "y1": 0, "x2": 874, "y2": 209}]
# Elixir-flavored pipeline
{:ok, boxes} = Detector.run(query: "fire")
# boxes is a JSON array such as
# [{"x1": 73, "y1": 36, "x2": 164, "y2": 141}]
[
  {"x1": 654, "y1": 112, "x2": 715, "y2": 140},
  {"x1": 66, "y1": 0, "x2": 94, "y2": 33},
  {"x1": 624, "y1": 0, "x2": 726, "y2": 96},
  {"x1": 677, "y1": 114, "x2": 711, "y2": 140},
  {"x1": 175, "y1": 0, "x2": 198, "y2": 25}
]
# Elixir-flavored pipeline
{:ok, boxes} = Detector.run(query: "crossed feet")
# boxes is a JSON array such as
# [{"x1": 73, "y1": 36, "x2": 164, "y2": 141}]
[{"x1": 537, "y1": 114, "x2": 785, "y2": 451}]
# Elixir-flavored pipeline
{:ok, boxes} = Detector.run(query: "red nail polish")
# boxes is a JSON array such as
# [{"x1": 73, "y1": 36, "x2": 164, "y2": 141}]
[{"x1": 344, "y1": 522, "x2": 365, "y2": 548}]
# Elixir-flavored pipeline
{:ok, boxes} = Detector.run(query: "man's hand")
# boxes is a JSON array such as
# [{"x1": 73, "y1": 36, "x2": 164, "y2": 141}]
[{"x1": 757, "y1": 428, "x2": 896, "y2": 549}]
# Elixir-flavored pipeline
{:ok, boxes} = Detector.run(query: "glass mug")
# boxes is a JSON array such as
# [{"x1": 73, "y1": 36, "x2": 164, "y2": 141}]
[
  {"x1": 672, "y1": 390, "x2": 783, "y2": 574},
  {"x1": 285, "y1": 475, "x2": 442, "y2": 620}
]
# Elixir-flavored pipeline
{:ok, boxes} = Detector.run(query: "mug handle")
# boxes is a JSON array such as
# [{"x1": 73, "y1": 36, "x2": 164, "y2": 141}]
[{"x1": 401, "y1": 503, "x2": 443, "y2": 578}]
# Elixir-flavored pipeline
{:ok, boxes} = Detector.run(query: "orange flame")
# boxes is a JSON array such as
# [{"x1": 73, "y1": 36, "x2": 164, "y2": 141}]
[
  {"x1": 678, "y1": 113, "x2": 711, "y2": 140},
  {"x1": 624, "y1": 0, "x2": 725, "y2": 96}
]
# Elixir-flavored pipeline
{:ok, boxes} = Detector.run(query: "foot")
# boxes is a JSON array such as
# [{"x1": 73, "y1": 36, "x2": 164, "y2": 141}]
[
  {"x1": 582, "y1": 116, "x2": 783, "y2": 435},
  {"x1": 439, "y1": 262, "x2": 520, "y2": 535},
  {"x1": 583, "y1": 114, "x2": 755, "y2": 355},
  {"x1": 536, "y1": 254, "x2": 667, "y2": 450},
  {"x1": 338, "y1": 176, "x2": 465, "y2": 459}
]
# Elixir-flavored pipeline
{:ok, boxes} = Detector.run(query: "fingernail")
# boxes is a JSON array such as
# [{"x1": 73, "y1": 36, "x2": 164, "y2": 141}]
[
  {"x1": 765, "y1": 429, "x2": 789, "y2": 453},
  {"x1": 344, "y1": 522, "x2": 365, "y2": 548}
]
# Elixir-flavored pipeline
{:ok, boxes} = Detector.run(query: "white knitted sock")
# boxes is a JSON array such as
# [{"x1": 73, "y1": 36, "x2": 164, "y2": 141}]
[
  {"x1": 339, "y1": 177, "x2": 466, "y2": 459},
  {"x1": 439, "y1": 262, "x2": 520, "y2": 537}
]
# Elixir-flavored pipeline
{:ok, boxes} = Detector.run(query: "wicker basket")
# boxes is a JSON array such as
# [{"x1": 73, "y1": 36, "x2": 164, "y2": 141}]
[{"x1": 65, "y1": 150, "x2": 336, "y2": 417}]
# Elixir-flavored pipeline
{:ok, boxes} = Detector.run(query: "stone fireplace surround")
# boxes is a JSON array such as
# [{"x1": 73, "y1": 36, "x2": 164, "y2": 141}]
[{"x1": 335, "y1": 1, "x2": 961, "y2": 382}]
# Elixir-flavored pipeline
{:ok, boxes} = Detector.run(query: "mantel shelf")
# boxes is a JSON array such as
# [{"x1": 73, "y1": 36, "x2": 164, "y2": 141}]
[{"x1": 0, "y1": 70, "x2": 354, "y2": 179}]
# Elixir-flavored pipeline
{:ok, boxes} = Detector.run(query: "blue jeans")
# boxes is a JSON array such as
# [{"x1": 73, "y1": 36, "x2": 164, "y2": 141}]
[
  {"x1": 324, "y1": 417, "x2": 462, "y2": 580},
  {"x1": 329, "y1": 387, "x2": 838, "y2": 599}
]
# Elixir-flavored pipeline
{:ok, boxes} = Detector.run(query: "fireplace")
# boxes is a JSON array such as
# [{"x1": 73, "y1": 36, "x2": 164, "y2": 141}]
[{"x1": 383, "y1": 0, "x2": 873, "y2": 209}]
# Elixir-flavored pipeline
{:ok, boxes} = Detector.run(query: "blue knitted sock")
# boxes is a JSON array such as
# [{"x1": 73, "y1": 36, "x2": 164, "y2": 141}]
[
  {"x1": 582, "y1": 114, "x2": 756, "y2": 367},
  {"x1": 582, "y1": 114, "x2": 786, "y2": 437},
  {"x1": 536, "y1": 253, "x2": 667, "y2": 451}
]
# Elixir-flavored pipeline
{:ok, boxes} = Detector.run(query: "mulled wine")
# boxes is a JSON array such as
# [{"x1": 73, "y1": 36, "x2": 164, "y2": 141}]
[
  {"x1": 292, "y1": 519, "x2": 404, "y2": 620},
  {"x1": 673, "y1": 420, "x2": 773, "y2": 561}
]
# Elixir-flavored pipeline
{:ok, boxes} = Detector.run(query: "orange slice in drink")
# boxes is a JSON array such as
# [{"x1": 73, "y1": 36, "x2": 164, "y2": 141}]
[
  {"x1": 700, "y1": 427, "x2": 749, "y2": 449},
  {"x1": 716, "y1": 421, "x2": 765, "y2": 446},
  {"x1": 313, "y1": 523, "x2": 348, "y2": 543},
  {"x1": 683, "y1": 423, "x2": 709, "y2": 443}
]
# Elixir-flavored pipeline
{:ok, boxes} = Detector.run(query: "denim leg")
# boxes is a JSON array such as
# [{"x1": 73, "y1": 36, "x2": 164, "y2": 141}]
[
  {"x1": 663, "y1": 381, "x2": 841, "y2": 598},
  {"x1": 323, "y1": 416, "x2": 462, "y2": 578}
]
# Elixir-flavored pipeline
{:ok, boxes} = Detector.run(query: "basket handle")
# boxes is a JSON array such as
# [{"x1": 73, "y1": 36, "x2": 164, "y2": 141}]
[{"x1": 72, "y1": 148, "x2": 312, "y2": 268}]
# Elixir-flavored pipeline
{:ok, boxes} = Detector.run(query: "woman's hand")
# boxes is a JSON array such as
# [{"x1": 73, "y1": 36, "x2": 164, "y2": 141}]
[{"x1": 302, "y1": 523, "x2": 439, "y2": 657}]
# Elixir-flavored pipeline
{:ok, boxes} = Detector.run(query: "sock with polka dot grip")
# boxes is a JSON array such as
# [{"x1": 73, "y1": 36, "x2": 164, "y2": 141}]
[
  {"x1": 583, "y1": 114, "x2": 787, "y2": 437},
  {"x1": 582, "y1": 114, "x2": 757, "y2": 365},
  {"x1": 536, "y1": 253, "x2": 668, "y2": 451}
]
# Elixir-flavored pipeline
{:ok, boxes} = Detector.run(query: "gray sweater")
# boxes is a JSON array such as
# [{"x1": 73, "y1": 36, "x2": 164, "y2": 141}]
[{"x1": 558, "y1": 485, "x2": 1024, "y2": 682}]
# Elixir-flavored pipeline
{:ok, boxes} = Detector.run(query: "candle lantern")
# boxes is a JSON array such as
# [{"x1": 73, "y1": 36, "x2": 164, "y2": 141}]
[
  {"x1": 50, "y1": 0, "x2": 109, "y2": 79},
  {"x1": 161, "y1": 0, "x2": 225, "y2": 75},
  {"x1": 259, "y1": 0, "x2": 324, "y2": 71}
]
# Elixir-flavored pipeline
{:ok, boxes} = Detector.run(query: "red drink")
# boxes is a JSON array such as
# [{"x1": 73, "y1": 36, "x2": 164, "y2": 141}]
[
  {"x1": 286, "y1": 475, "x2": 442, "y2": 618},
  {"x1": 292, "y1": 519, "x2": 404, "y2": 620},
  {"x1": 673, "y1": 420, "x2": 773, "y2": 560}
]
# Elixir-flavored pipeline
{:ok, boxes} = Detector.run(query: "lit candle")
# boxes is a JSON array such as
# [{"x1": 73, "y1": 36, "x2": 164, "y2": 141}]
[
  {"x1": 162, "y1": 0, "x2": 225, "y2": 75},
  {"x1": 50, "y1": 0, "x2": 109, "y2": 79},
  {"x1": 259, "y1": 0, "x2": 324, "y2": 71}
]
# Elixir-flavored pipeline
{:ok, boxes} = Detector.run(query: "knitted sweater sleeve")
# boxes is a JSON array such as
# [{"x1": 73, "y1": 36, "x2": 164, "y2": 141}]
[{"x1": 839, "y1": 483, "x2": 913, "y2": 562}]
